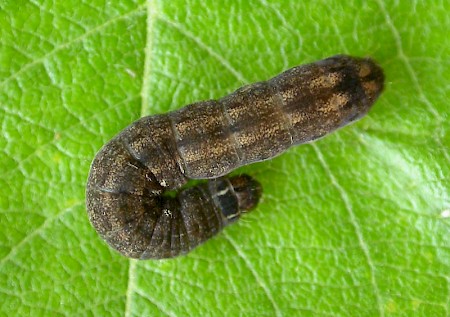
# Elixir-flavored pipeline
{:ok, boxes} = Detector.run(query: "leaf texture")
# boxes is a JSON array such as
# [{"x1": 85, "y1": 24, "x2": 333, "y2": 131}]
[{"x1": 0, "y1": 0, "x2": 449, "y2": 316}]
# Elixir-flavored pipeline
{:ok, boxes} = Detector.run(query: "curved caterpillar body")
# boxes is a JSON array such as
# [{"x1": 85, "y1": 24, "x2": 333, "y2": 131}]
[{"x1": 86, "y1": 55, "x2": 384, "y2": 260}]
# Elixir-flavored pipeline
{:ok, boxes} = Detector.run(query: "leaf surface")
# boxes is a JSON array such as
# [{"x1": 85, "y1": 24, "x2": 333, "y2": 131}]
[{"x1": 1, "y1": 0, "x2": 449, "y2": 316}]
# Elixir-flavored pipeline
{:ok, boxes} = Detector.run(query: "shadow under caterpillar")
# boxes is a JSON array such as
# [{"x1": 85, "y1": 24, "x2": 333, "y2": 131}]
[{"x1": 86, "y1": 55, "x2": 384, "y2": 259}]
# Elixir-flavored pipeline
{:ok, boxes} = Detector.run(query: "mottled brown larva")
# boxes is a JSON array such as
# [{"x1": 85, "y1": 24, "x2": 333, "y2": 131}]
[{"x1": 86, "y1": 55, "x2": 384, "y2": 260}]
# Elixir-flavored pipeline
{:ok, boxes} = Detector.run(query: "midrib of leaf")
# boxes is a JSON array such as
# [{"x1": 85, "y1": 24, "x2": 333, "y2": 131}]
[
  {"x1": 140, "y1": 0, "x2": 159, "y2": 117},
  {"x1": 125, "y1": 0, "x2": 159, "y2": 316},
  {"x1": 125, "y1": 259, "x2": 137, "y2": 317}
]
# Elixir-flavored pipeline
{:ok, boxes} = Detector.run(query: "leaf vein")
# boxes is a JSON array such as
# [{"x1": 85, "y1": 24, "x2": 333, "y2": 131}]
[
  {"x1": 0, "y1": 202, "x2": 83, "y2": 267},
  {"x1": 0, "y1": 4, "x2": 146, "y2": 88},
  {"x1": 224, "y1": 234, "x2": 282, "y2": 317},
  {"x1": 158, "y1": 16, "x2": 248, "y2": 83},
  {"x1": 312, "y1": 144, "x2": 384, "y2": 317}
]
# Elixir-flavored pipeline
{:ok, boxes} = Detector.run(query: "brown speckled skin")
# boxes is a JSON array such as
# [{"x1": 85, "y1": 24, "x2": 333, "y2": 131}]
[{"x1": 86, "y1": 55, "x2": 384, "y2": 259}]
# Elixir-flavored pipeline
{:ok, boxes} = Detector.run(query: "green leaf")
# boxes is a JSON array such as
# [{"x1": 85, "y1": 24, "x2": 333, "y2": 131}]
[{"x1": 1, "y1": 0, "x2": 449, "y2": 316}]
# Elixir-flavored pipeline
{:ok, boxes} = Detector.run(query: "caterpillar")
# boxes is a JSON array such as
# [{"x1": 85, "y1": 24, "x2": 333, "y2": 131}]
[{"x1": 86, "y1": 55, "x2": 384, "y2": 259}]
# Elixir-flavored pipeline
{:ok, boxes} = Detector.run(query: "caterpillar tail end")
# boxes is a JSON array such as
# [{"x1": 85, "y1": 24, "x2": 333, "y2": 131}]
[{"x1": 229, "y1": 174, "x2": 262, "y2": 212}]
